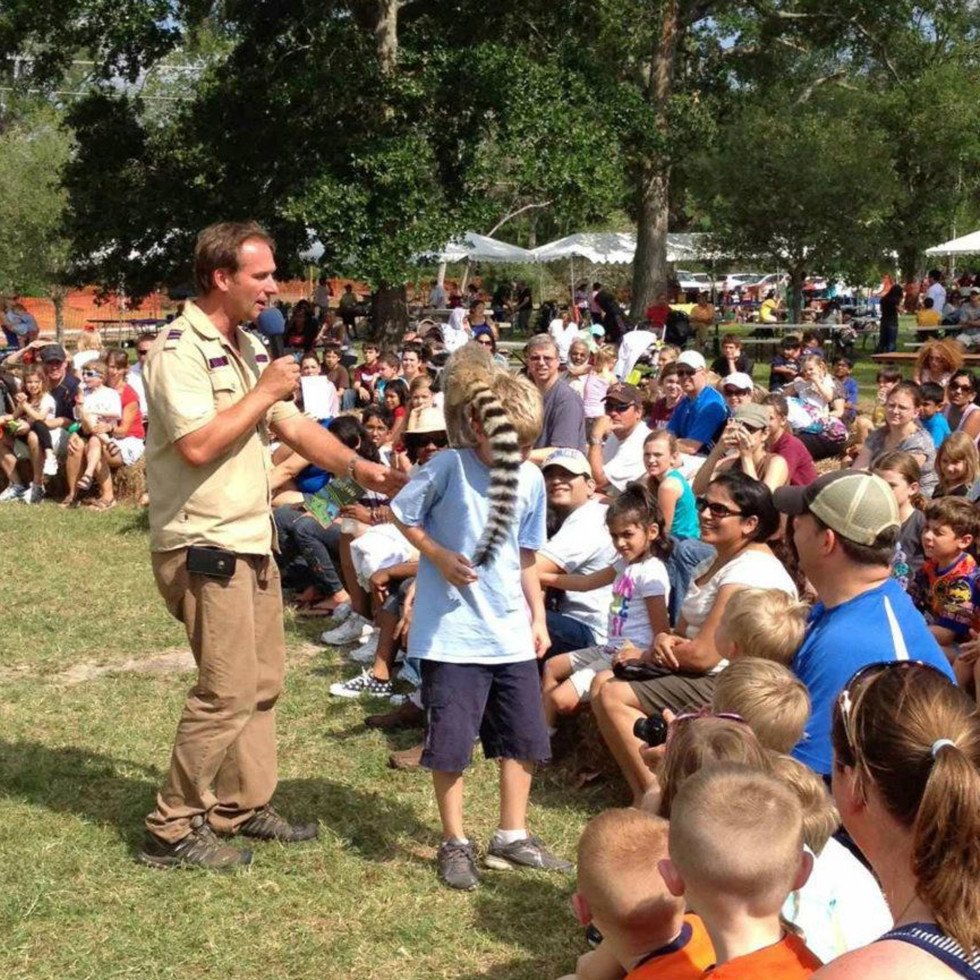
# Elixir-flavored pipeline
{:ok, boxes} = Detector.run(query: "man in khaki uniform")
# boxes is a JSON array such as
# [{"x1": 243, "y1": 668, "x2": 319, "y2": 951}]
[{"x1": 139, "y1": 221, "x2": 398, "y2": 870}]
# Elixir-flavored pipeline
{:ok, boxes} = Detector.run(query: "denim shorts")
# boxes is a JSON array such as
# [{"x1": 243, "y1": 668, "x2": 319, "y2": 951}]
[{"x1": 420, "y1": 659, "x2": 552, "y2": 772}]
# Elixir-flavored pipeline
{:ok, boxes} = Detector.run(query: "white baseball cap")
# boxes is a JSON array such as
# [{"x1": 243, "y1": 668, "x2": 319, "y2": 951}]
[{"x1": 676, "y1": 350, "x2": 706, "y2": 371}]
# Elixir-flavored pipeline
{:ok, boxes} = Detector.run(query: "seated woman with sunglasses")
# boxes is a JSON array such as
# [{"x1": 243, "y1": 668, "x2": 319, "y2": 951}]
[
  {"x1": 691, "y1": 402, "x2": 789, "y2": 497},
  {"x1": 942, "y1": 369, "x2": 980, "y2": 446},
  {"x1": 814, "y1": 661, "x2": 980, "y2": 980},
  {"x1": 472, "y1": 328, "x2": 508, "y2": 368},
  {"x1": 591, "y1": 472, "x2": 796, "y2": 804}
]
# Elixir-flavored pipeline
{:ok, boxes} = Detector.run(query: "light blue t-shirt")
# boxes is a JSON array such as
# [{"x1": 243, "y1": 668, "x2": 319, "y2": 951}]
[
  {"x1": 920, "y1": 411, "x2": 951, "y2": 451},
  {"x1": 391, "y1": 448, "x2": 546, "y2": 663},
  {"x1": 791, "y1": 577, "x2": 953, "y2": 776}
]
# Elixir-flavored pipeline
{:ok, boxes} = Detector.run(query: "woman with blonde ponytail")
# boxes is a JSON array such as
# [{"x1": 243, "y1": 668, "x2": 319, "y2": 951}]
[{"x1": 815, "y1": 661, "x2": 980, "y2": 978}]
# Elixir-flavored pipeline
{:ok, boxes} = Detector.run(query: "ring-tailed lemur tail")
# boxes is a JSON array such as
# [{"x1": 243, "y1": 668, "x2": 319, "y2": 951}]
[{"x1": 469, "y1": 382, "x2": 522, "y2": 567}]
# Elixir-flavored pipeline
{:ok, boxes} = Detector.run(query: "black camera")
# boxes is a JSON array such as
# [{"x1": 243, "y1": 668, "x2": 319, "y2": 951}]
[{"x1": 633, "y1": 711, "x2": 669, "y2": 747}]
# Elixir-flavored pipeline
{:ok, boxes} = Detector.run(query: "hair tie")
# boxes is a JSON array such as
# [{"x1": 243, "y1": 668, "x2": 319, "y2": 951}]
[{"x1": 931, "y1": 738, "x2": 956, "y2": 758}]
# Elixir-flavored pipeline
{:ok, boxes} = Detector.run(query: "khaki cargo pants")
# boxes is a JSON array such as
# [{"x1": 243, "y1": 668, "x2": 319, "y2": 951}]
[{"x1": 145, "y1": 549, "x2": 285, "y2": 842}]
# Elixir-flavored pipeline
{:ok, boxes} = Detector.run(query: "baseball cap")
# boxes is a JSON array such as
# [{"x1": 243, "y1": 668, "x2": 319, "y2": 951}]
[
  {"x1": 773, "y1": 471, "x2": 899, "y2": 546},
  {"x1": 39, "y1": 343, "x2": 67, "y2": 362},
  {"x1": 733, "y1": 403, "x2": 769, "y2": 430},
  {"x1": 676, "y1": 350, "x2": 706, "y2": 371},
  {"x1": 604, "y1": 382, "x2": 642, "y2": 408},
  {"x1": 723, "y1": 372, "x2": 754, "y2": 392},
  {"x1": 542, "y1": 448, "x2": 592, "y2": 478},
  {"x1": 405, "y1": 406, "x2": 446, "y2": 434}
]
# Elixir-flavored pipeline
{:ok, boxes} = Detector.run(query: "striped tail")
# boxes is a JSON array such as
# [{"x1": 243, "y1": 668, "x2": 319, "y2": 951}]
[{"x1": 470, "y1": 384, "x2": 522, "y2": 567}]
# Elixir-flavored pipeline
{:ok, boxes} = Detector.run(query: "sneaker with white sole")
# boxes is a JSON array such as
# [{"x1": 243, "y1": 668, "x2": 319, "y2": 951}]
[
  {"x1": 329, "y1": 602, "x2": 352, "y2": 624},
  {"x1": 329, "y1": 670, "x2": 394, "y2": 699},
  {"x1": 320, "y1": 613, "x2": 373, "y2": 646},
  {"x1": 349, "y1": 632, "x2": 380, "y2": 663},
  {"x1": 23, "y1": 484, "x2": 44, "y2": 505},
  {"x1": 43, "y1": 451, "x2": 58, "y2": 478},
  {"x1": 0, "y1": 483, "x2": 26, "y2": 503},
  {"x1": 484, "y1": 834, "x2": 573, "y2": 872}
]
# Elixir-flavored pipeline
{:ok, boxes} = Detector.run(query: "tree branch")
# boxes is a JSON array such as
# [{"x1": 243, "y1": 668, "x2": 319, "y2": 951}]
[
  {"x1": 795, "y1": 70, "x2": 850, "y2": 105},
  {"x1": 486, "y1": 200, "x2": 552, "y2": 236}
]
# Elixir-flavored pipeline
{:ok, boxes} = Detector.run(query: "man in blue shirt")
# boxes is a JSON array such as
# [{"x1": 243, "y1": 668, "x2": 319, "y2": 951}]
[
  {"x1": 666, "y1": 350, "x2": 727, "y2": 455},
  {"x1": 774, "y1": 471, "x2": 954, "y2": 777}
]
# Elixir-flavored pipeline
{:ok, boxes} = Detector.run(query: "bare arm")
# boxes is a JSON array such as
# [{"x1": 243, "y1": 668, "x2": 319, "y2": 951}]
[
  {"x1": 521, "y1": 548, "x2": 551, "y2": 658},
  {"x1": 657, "y1": 476, "x2": 682, "y2": 533},
  {"x1": 691, "y1": 438, "x2": 730, "y2": 495},
  {"x1": 539, "y1": 566, "x2": 616, "y2": 592},
  {"x1": 393, "y1": 517, "x2": 479, "y2": 587},
  {"x1": 663, "y1": 583, "x2": 748, "y2": 672},
  {"x1": 274, "y1": 412, "x2": 403, "y2": 496},
  {"x1": 675, "y1": 437, "x2": 705, "y2": 455}
]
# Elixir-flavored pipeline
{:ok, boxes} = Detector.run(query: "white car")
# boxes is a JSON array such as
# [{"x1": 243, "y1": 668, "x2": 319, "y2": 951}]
[
  {"x1": 716, "y1": 272, "x2": 765, "y2": 293},
  {"x1": 676, "y1": 270, "x2": 713, "y2": 293}
]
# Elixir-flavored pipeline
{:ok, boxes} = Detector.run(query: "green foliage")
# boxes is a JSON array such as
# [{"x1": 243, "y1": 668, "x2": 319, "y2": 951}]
[
  {"x1": 0, "y1": 100, "x2": 73, "y2": 296},
  {"x1": 692, "y1": 85, "x2": 899, "y2": 287}
]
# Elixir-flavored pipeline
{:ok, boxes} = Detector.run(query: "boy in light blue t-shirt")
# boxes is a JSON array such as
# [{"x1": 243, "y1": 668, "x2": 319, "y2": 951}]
[{"x1": 390, "y1": 365, "x2": 572, "y2": 891}]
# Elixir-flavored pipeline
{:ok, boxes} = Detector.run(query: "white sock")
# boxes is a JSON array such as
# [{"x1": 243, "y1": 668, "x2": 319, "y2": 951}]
[
  {"x1": 492, "y1": 827, "x2": 528, "y2": 846},
  {"x1": 447, "y1": 836, "x2": 470, "y2": 846}
]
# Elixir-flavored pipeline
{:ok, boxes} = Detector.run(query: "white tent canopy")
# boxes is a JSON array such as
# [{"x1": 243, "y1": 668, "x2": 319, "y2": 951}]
[
  {"x1": 428, "y1": 231, "x2": 535, "y2": 264},
  {"x1": 531, "y1": 231, "x2": 701, "y2": 265},
  {"x1": 925, "y1": 230, "x2": 980, "y2": 256}
]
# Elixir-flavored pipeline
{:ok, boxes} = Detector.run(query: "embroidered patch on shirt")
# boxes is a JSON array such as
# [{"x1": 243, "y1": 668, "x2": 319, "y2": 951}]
[
  {"x1": 167, "y1": 329, "x2": 183, "y2": 340},
  {"x1": 255, "y1": 353, "x2": 269, "y2": 363},
  {"x1": 208, "y1": 356, "x2": 230, "y2": 369}
]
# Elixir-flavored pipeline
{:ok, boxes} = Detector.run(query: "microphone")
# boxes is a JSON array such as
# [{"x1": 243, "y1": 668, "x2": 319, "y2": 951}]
[
  {"x1": 256, "y1": 307, "x2": 287, "y2": 359},
  {"x1": 254, "y1": 306, "x2": 294, "y2": 401}
]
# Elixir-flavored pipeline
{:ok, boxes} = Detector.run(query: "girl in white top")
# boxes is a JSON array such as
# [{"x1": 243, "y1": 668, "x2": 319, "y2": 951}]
[
  {"x1": 540, "y1": 484, "x2": 670, "y2": 726},
  {"x1": 784, "y1": 354, "x2": 844, "y2": 419},
  {"x1": 0, "y1": 365, "x2": 55, "y2": 503},
  {"x1": 582, "y1": 344, "x2": 618, "y2": 424}
]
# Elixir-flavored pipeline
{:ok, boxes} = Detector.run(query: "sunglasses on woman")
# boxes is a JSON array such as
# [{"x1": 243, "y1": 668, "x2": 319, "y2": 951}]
[
  {"x1": 82, "y1": 370, "x2": 104, "y2": 379},
  {"x1": 666, "y1": 708, "x2": 749, "y2": 746},
  {"x1": 475, "y1": 337, "x2": 493, "y2": 347},
  {"x1": 404, "y1": 432, "x2": 449, "y2": 450},
  {"x1": 696, "y1": 496, "x2": 744, "y2": 519}
]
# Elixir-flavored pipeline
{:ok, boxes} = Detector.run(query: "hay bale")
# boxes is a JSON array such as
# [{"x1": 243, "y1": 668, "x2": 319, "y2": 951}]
[
  {"x1": 549, "y1": 709, "x2": 626, "y2": 789},
  {"x1": 112, "y1": 457, "x2": 147, "y2": 502}
]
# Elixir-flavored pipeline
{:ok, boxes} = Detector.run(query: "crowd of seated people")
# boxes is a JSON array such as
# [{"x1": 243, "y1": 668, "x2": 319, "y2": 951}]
[{"x1": 6, "y1": 288, "x2": 980, "y2": 978}]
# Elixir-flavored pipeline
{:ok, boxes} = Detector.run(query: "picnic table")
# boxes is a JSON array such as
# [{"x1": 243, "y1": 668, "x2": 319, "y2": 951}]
[
  {"x1": 872, "y1": 351, "x2": 980, "y2": 365},
  {"x1": 86, "y1": 318, "x2": 167, "y2": 347}
]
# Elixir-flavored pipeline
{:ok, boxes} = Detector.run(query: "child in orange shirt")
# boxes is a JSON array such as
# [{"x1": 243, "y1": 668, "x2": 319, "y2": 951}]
[
  {"x1": 561, "y1": 808, "x2": 714, "y2": 980},
  {"x1": 660, "y1": 764, "x2": 822, "y2": 979}
]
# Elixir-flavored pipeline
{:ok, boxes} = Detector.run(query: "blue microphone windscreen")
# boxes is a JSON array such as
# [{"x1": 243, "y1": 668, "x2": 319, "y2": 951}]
[{"x1": 256, "y1": 307, "x2": 285, "y2": 336}]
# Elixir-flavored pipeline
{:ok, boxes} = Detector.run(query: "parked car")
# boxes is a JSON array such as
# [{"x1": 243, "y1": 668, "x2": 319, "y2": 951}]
[
  {"x1": 676, "y1": 270, "x2": 713, "y2": 294},
  {"x1": 715, "y1": 272, "x2": 765, "y2": 293}
]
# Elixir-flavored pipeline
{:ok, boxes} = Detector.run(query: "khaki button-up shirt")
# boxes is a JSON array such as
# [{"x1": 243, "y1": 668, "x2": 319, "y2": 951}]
[{"x1": 144, "y1": 300, "x2": 299, "y2": 554}]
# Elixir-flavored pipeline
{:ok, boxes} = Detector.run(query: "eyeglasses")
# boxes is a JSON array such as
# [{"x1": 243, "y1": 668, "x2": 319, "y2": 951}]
[
  {"x1": 949, "y1": 382, "x2": 974, "y2": 393},
  {"x1": 696, "y1": 496, "x2": 744, "y2": 519},
  {"x1": 528, "y1": 355, "x2": 556, "y2": 364},
  {"x1": 475, "y1": 338, "x2": 493, "y2": 346},
  {"x1": 836, "y1": 660, "x2": 947, "y2": 760},
  {"x1": 82, "y1": 371, "x2": 104, "y2": 379},
  {"x1": 404, "y1": 432, "x2": 448, "y2": 449},
  {"x1": 603, "y1": 401, "x2": 635, "y2": 413},
  {"x1": 675, "y1": 368, "x2": 696, "y2": 377},
  {"x1": 137, "y1": 349, "x2": 151, "y2": 357},
  {"x1": 723, "y1": 387, "x2": 750, "y2": 396}
]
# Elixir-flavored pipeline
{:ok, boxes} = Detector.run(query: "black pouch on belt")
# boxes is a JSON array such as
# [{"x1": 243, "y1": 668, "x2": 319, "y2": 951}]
[{"x1": 186, "y1": 545, "x2": 237, "y2": 580}]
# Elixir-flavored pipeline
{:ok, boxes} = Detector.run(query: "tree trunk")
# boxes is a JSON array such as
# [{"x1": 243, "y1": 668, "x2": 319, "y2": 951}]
[
  {"x1": 898, "y1": 245, "x2": 920, "y2": 284},
  {"x1": 788, "y1": 267, "x2": 806, "y2": 325},
  {"x1": 631, "y1": 0, "x2": 680, "y2": 319},
  {"x1": 51, "y1": 286, "x2": 67, "y2": 344},
  {"x1": 372, "y1": 282, "x2": 408, "y2": 348},
  {"x1": 375, "y1": 0, "x2": 398, "y2": 74}
]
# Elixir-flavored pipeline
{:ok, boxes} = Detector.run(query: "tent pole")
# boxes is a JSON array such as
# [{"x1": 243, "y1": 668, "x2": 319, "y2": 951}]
[{"x1": 436, "y1": 262, "x2": 447, "y2": 290}]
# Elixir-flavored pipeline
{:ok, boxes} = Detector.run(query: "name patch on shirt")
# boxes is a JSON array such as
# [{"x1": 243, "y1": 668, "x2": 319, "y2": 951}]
[
  {"x1": 167, "y1": 329, "x2": 183, "y2": 340},
  {"x1": 208, "y1": 356, "x2": 229, "y2": 369}
]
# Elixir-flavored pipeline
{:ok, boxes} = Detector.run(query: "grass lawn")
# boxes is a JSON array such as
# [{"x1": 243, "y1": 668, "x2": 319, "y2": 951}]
[{"x1": 0, "y1": 505, "x2": 619, "y2": 980}]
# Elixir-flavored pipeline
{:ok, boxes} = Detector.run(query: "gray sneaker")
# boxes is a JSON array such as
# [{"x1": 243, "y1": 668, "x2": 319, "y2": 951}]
[
  {"x1": 485, "y1": 834, "x2": 573, "y2": 872},
  {"x1": 437, "y1": 840, "x2": 480, "y2": 890}
]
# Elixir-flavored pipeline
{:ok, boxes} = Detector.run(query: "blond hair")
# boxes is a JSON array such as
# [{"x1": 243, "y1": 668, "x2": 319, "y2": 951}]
[
  {"x1": 712, "y1": 659, "x2": 810, "y2": 754},
  {"x1": 76, "y1": 329, "x2": 103, "y2": 353},
  {"x1": 721, "y1": 587, "x2": 809, "y2": 665},
  {"x1": 658, "y1": 716, "x2": 769, "y2": 819},
  {"x1": 768, "y1": 751, "x2": 839, "y2": 854},
  {"x1": 669, "y1": 764, "x2": 805, "y2": 913},
  {"x1": 577, "y1": 809, "x2": 682, "y2": 932},
  {"x1": 936, "y1": 430, "x2": 979, "y2": 492},
  {"x1": 592, "y1": 343, "x2": 618, "y2": 371}
]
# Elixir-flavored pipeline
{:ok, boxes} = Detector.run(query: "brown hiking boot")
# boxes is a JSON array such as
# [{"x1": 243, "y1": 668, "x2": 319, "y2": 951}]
[
  {"x1": 365, "y1": 701, "x2": 424, "y2": 731},
  {"x1": 139, "y1": 815, "x2": 251, "y2": 871},
  {"x1": 388, "y1": 740, "x2": 424, "y2": 770},
  {"x1": 237, "y1": 805, "x2": 318, "y2": 843}
]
